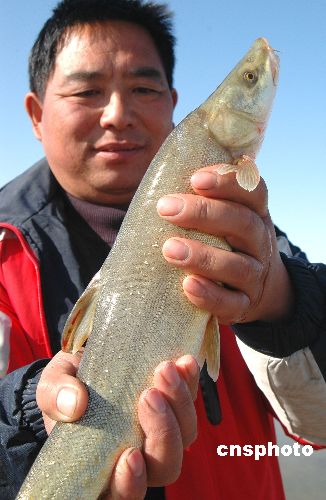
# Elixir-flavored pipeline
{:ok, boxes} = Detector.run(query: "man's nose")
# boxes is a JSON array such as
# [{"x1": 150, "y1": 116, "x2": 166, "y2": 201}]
[{"x1": 100, "y1": 93, "x2": 134, "y2": 130}]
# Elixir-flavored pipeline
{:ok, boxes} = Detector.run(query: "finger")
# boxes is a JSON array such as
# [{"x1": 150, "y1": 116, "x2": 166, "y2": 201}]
[
  {"x1": 157, "y1": 193, "x2": 268, "y2": 259},
  {"x1": 175, "y1": 354, "x2": 200, "y2": 401},
  {"x1": 162, "y1": 237, "x2": 263, "y2": 322},
  {"x1": 139, "y1": 387, "x2": 183, "y2": 485},
  {"x1": 162, "y1": 237, "x2": 265, "y2": 293},
  {"x1": 182, "y1": 274, "x2": 250, "y2": 324},
  {"x1": 153, "y1": 359, "x2": 198, "y2": 448},
  {"x1": 106, "y1": 448, "x2": 147, "y2": 500},
  {"x1": 138, "y1": 368, "x2": 196, "y2": 486},
  {"x1": 36, "y1": 350, "x2": 88, "y2": 423},
  {"x1": 190, "y1": 165, "x2": 269, "y2": 217}
]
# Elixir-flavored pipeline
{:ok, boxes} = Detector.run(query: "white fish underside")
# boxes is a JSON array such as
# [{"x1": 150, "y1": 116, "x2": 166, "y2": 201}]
[{"x1": 17, "y1": 38, "x2": 279, "y2": 499}]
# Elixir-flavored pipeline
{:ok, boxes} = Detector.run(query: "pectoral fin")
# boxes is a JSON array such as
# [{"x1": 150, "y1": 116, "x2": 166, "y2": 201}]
[
  {"x1": 216, "y1": 155, "x2": 260, "y2": 192},
  {"x1": 215, "y1": 163, "x2": 238, "y2": 176},
  {"x1": 197, "y1": 316, "x2": 220, "y2": 382},
  {"x1": 62, "y1": 271, "x2": 101, "y2": 354},
  {"x1": 235, "y1": 155, "x2": 260, "y2": 191}
]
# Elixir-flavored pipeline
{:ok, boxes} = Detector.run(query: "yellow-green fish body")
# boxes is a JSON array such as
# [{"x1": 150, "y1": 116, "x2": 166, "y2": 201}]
[{"x1": 17, "y1": 37, "x2": 279, "y2": 499}]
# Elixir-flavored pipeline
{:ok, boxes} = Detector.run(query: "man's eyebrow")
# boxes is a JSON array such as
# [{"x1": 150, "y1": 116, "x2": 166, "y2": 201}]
[
  {"x1": 63, "y1": 67, "x2": 165, "y2": 83},
  {"x1": 63, "y1": 71, "x2": 105, "y2": 82},
  {"x1": 128, "y1": 66, "x2": 164, "y2": 82}
]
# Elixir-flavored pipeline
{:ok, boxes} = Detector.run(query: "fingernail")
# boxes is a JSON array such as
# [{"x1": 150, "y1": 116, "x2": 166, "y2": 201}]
[
  {"x1": 56, "y1": 387, "x2": 77, "y2": 417},
  {"x1": 145, "y1": 388, "x2": 167, "y2": 413},
  {"x1": 183, "y1": 276, "x2": 206, "y2": 298},
  {"x1": 126, "y1": 448, "x2": 144, "y2": 478},
  {"x1": 177, "y1": 355, "x2": 199, "y2": 379},
  {"x1": 191, "y1": 171, "x2": 217, "y2": 190},
  {"x1": 162, "y1": 238, "x2": 190, "y2": 261},
  {"x1": 186, "y1": 357, "x2": 199, "y2": 379},
  {"x1": 157, "y1": 196, "x2": 184, "y2": 216},
  {"x1": 161, "y1": 362, "x2": 180, "y2": 388}
]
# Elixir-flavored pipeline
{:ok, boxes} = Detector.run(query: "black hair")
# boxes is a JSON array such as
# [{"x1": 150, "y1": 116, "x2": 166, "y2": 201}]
[{"x1": 29, "y1": 0, "x2": 175, "y2": 98}]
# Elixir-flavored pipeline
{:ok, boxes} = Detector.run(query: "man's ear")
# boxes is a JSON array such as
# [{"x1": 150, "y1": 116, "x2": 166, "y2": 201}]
[
  {"x1": 25, "y1": 92, "x2": 44, "y2": 141},
  {"x1": 171, "y1": 88, "x2": 178, "y2": 110}
]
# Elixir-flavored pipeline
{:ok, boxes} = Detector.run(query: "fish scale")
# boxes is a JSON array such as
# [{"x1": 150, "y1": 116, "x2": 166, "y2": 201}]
[{"x1": 17, "y1": 37, "x2": 279, "y2": 499}]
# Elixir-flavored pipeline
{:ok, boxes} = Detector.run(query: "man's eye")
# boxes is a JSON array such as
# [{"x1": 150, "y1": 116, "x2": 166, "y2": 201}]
[
  {"x1": 74, "y1": 89, "x2": 100, "y2": 97},
  {"x1": 134, "y1": 87, "x2": 160, "y2": 95}
]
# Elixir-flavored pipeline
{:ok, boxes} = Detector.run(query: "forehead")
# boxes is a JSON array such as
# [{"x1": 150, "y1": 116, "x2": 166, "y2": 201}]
[{"x1": 54, "y1": 21, "x2": 165, "y2": 76}]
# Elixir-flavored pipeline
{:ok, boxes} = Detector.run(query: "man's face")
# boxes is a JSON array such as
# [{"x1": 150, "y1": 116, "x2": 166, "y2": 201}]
[{"x1": 26, "y1": 21, "x2": 177, "y2": 205}]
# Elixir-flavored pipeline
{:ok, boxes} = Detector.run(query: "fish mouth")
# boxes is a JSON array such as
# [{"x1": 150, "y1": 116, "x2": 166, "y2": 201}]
[
  {"x1": 269, "y1": 49, "x2": 280, "y2": 85},
  {"x1": 260, "y1": 37, "x2": 280, "y2": 85}
]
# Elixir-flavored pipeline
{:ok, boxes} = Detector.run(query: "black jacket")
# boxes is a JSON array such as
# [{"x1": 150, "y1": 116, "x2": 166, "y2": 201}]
[{"x1": 1, "y1": 160, "x2": 326, "y2": 498}]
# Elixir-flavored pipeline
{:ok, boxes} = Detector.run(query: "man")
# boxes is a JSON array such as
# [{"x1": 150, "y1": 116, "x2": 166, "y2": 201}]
[{"x1": 0, "y1": 0, "x2": 325, "y2": 498}]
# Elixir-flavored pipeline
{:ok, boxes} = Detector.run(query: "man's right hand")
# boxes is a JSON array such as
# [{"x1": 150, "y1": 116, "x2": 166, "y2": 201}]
[{"x1": 36, "y1": 350, "x2": 199, "y2": 499}]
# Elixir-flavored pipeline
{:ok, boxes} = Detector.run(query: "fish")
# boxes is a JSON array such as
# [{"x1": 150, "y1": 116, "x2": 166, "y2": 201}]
[{"x1": 17, "y1": 37, "x2": 279, "y2": 499}]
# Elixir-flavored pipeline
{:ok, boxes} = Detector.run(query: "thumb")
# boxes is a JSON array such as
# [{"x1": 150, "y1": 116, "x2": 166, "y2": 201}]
[{"x1": 36, "y1": 350, "x2": 88, "y2": 427}]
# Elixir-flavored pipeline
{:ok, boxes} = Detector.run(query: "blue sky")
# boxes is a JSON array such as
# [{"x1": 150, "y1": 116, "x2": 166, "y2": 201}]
[{"x1": 1, "y1": 0, "x2": 325, "y2": 262}]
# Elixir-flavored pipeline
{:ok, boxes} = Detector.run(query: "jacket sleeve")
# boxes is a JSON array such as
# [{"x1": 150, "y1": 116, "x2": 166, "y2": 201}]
[
  {"x1": 0, "y1": 359, "x2": 50, "y2": 499},
  {"x1": 233, "y1": 226, "x2": 326, "y2": 445}
]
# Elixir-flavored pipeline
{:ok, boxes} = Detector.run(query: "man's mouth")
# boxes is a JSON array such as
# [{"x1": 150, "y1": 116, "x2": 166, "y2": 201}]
[
  {"x1": 95, "y1": 142, "x2": 144, "y2": 161},
  {"x1": 94, "y1": 142, "x2": 145, "y2": 161},
  {"x1": 96, "y1": 142, "x2": 144, "y2": 152}
]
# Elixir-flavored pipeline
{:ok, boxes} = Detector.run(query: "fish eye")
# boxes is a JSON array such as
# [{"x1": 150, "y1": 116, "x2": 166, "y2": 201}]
[{"x1": 243, "y1": 71, "x2": 257, "y2": 84}]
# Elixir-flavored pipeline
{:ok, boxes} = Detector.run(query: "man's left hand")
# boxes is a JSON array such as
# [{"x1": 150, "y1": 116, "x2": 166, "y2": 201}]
[{"x1": 157, "y1": 164, "x2": 294, "y2": 325}]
